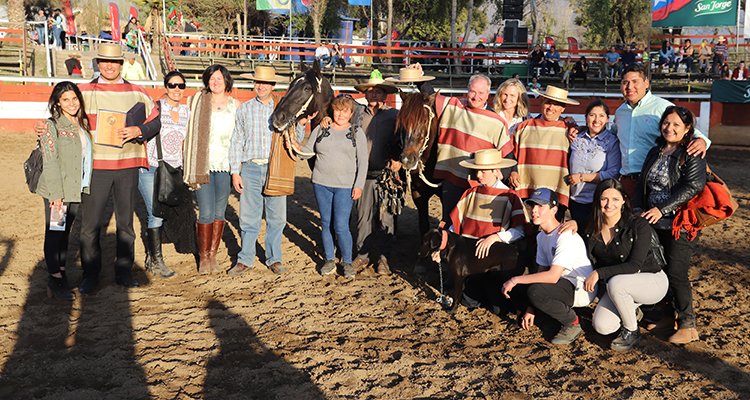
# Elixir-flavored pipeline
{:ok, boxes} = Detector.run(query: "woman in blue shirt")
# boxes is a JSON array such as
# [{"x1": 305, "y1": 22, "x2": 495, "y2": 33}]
[
  {"x1": 565, "y1": 100, "x2": 621, "y2": 230},
  {"x1": 659, "y1": 41, "x2": 676, "y2": 72}
]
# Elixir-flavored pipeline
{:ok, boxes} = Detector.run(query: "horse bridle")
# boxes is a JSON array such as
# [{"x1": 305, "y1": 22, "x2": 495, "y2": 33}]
[{"x1": 413, "y1": 104, "x2": 440, "y2": 188}]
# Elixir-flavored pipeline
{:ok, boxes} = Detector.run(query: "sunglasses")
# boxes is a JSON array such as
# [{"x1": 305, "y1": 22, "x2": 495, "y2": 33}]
[{"x1": 166, "y1": 82, "x2": 186, "y2": 89}]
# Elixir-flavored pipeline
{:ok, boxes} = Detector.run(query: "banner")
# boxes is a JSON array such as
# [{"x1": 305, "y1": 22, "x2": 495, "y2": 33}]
[
  {"x1": 129, "y1": 6, "x2": 138, "y2": 22},
  {"x1": 62, "y1": 0, "x2": 76, "y2": 35},
  {"x1": 653, "y1": 0, "x2": 738, "y2": 27},
  {"x1": 256, "y1": 0, "x2": 291, "y2": 10},
  {"x1": 109, "y1": 3, "x2": 121, "y2": 42},
  {"x1": 348, "y1": 0, "x2": 372, "y2": 5},
  {"x1": 712, "y1": 80, "x2": 750, "y2": 103}
]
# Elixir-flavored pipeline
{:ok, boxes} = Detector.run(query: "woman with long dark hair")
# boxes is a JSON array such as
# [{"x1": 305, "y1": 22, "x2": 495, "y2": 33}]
[
  {"x1": 635, "y1": 106, "x2": 707, "y2": 344},
  {"x1": 137, "y1": 71, "x2": 189, "y2": 278},
  {"x1": 582, "y1": 179, "x2": 668, "y2": 351},
  {"x1": 36, "y1": 81, "x2": 93, "y2": 300},
  {"x1": 183, "y1": 65, "x2": 237, "y2": 274}
]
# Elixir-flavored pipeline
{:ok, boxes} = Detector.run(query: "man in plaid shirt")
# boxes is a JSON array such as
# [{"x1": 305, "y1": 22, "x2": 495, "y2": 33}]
[{"x1": 227, "y1": 67, "x2": 305, "y2": 276}]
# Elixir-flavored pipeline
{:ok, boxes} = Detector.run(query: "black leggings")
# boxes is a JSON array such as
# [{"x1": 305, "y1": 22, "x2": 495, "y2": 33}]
[{"x1": 43, "y1": 198, "x2": 80, "y2": 275}]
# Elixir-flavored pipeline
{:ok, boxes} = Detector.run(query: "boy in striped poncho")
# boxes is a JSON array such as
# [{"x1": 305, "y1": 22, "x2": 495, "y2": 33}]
[{"x1": 444, "y1": 149, "x2": 528, "y2": 316}]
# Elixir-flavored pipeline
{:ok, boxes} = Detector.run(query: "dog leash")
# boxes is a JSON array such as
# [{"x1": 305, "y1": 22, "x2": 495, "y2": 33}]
[{"x1": 434, "y1": 228, "x2": 453, "y2": 308}]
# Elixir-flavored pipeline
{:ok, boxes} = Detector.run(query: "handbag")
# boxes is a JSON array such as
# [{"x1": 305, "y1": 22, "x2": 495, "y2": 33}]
[
  {"x1": 264, "y1": 128, "x2": 296, "y2": 196},
  {"x1": 153, "y1": 133, "x2": 187, "y2": 207},
  {"x1": 24, "y1": 140, "x2": 43, "y2": 194},
  {"x1": 691, "y1": 166, "x2": 738, "y2": 228}
]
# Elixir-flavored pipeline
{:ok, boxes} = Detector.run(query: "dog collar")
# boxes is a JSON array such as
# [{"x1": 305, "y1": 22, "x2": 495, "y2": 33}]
[{"x1": 439, "y1": 229, "x2": 448, "y2": 251}]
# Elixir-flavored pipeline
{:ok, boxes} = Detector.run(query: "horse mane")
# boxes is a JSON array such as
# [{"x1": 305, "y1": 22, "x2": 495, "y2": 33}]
[{"x1": 396, "y1": 92, "x2": 433, "y2": 134}]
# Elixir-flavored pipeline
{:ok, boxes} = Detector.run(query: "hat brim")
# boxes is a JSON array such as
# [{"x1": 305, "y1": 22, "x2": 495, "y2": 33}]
[
  {"x1": 532, "y1": 89, "x2": 580, "y2": 105},
  {"x1": 385, "y1": 75, "x2": 436, "y2": 83},
  {"x1": 353, "y1": 83, "x2": 398, "y2": 94},
  {"x1": 96, "y1": 55, "x2": 125, "y2": 61},
  {"x1": 524, "y1": 198, "x2": 553, "y2": 207},
  {"x1": 239, "y1": 73, "x2": 288, "y2": 83},
  {"x1": 459, "y1": 158, "x2": 517, "y2": 170}
]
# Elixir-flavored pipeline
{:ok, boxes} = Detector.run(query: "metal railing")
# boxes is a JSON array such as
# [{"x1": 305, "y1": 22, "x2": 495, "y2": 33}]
[{"x1": 136, "y1": 29, "x2": 157, "y2": 80}]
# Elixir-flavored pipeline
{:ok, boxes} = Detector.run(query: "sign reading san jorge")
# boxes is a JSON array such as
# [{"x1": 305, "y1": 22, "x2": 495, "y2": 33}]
[{"x1": 653, "y1": 0, "x2": 737, "y2": 27}]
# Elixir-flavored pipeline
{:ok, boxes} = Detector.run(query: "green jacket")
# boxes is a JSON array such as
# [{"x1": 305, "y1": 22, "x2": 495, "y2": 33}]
[{"x1": 36, "y1": 116, "x2": 93, "y2": 203}]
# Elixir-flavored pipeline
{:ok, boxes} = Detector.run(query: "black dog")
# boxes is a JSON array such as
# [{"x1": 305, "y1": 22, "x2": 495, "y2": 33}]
[{"x1": 420, "y1": 228, "x2": 519, "y2": 312}]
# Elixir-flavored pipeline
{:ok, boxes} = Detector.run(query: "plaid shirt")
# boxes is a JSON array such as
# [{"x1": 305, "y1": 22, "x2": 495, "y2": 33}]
[{"x1": 229, "y1": 96, "x2": 304, "y2": 174}]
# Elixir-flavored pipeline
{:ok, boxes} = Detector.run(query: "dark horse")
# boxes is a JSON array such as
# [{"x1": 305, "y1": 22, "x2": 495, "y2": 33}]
[
  {"x1": 272, "y1": 60, "x2": 333, "y2": 133},
  {"x1": 397, "y1": 91, "x2": 442, "y2": 237}
]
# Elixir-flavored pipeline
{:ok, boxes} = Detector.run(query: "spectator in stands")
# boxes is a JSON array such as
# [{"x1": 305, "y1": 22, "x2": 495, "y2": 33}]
[
  {"x1": 315, "y1": 41, "x2": 331, "y2": 66},
  {"x1": 603, "y1": 46, "x2": 620, "y2": 79},
  {"x1": 561, "y1": 55, "x2": 574, "y2": 88},
  {"x1": 122, "y1": 55, "x2": 146, "y2": 81},
  {"x1": 527, "y1": 76, "x2": 542, "y2": 91},
  {"x1": 528, "y1": 45, "x2": 544, "y2": 76},
  {"x1": 331, "y1": 43, "x2": 346, "y2": 71},
  {"x1": 123, "y1": 16, "x2": 138, "y2": 38},
  {"x1": 659, "y1": 40, "x2": 676, "y2": 72},
  {"x1": 570, "y1": 56, "x2": 589, "y2": 88},
  {"x1": 680, "y1": 39, "x2": 694, "y2": 73},
  {"x1": 720, "y1": 64, "x2": 731, "y2": 80},
  {"x1": 698, "y1": 39, "x2": 712, "y2": 74},
  {"x1": 620, "y1": 44, "x2": 636, "y2": 74},
  {"x1": 34, "y1": 10, "x2": 46, "y2": 46},
  {"x1": 712, "y1": 36, "x2": 728, "y2": 74},
  {"x1": 50, "y1": 9, "x2": 63, "y2": 50},
  {"x1": 64, "y1": 53, "x2": 84, "y2": 78},
  {"x1": 732, "y1": 60, "x2": 748, "y2": 80},
  {"x1": 543, "y1": 45, "x2": 561, "y2": 76}
]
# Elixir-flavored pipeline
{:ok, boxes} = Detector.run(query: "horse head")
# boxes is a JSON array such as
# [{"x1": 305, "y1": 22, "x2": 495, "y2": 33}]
[
  {"x1": 272, "y1": 60, "x2": 333, "y2": 132},
  {"x1": 396, "y1": 91, "x2": 439, "y2": 171}
]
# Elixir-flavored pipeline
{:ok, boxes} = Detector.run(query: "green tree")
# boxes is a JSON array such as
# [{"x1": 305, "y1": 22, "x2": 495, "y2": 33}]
[{"x1": 575, "y1": 0, "x2": 649, "y2": 45}]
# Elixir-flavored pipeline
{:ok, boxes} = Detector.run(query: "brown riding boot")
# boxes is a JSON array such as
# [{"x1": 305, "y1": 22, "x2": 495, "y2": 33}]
[
  {"x1": 209, "y1": 220, "x2": 225, "y2": 273},
  {"x1": 197, "y1": 222, "x2": 213, "y2": 274}
]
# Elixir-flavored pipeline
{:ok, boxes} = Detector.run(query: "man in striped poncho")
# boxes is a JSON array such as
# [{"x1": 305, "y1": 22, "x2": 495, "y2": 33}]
[{"x1": 509, "y1": 86, "x2": 579, "y2": 222}]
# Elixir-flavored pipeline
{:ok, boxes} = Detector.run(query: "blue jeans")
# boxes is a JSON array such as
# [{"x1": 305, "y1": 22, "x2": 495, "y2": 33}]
[
  {"x1": 237, "y1": 162, "x2": 287, "y2": 266},
  {"x1": 568, "y1": 199, "x2": 592, "y2": 233},
  {"x1": 137, "y1": 166, "x2": 162, "y2": 229},
  {"x1": 313, "y1": 183, "x2": 354, "y2": 263},
  {"x1": 52, "y1": 26, "x2": 61, "y2": 47},
  {"x1": 317, "y1": 55, "x2": 331, "y2": 65},
  {"x1": 36, "y1": 27, "x2": 46, "y2": 45},
  {"x1": 195, "y1": 171, "x2": 231, "y2": 224}
]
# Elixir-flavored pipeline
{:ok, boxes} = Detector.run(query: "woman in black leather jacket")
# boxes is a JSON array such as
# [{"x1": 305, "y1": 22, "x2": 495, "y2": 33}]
[
  {"x1": 582, "y1": 179, "x2": 668, "y2": 352},
  {"x1": 634, "y1": 106, "x2": 706, "y2": 344}
]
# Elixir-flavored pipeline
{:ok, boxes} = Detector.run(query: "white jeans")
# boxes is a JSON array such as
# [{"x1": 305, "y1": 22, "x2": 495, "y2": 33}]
[{"x1": 592, "y1": 270, "x2": 669, "y2": 333}]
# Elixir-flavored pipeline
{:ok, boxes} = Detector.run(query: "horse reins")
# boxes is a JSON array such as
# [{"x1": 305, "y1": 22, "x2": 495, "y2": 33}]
[{"x1": 416, "y1": 104, "x2": 440, "y2": 189}]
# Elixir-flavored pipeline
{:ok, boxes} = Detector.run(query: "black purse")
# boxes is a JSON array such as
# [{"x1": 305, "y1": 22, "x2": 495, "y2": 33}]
[
  {"x1": 649, "y1": 225, "x2": 668, "y2": 268},
  {"x1": 153, "y1": 133, "x2": 187, "y2": 208},
  {"x1": 24, "y1": 139, "x2": 43, "y2": 194}
]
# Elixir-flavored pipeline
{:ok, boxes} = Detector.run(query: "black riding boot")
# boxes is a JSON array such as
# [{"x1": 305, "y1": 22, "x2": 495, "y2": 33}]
[
  {"x1": 146, "y1": 228, "x2": 176, "y2": 278},
  {"x1": 47, "y1": 276, "x2": 74, "y2": 301}
]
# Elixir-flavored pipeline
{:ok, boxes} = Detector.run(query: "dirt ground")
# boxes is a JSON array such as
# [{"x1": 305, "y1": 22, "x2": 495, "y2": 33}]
[{"x1": 1, "y1": 130, "x2": 749, "y2": 399}]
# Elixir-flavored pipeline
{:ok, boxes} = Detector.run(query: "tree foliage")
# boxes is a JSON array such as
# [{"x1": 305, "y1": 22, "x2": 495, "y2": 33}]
[{"x1": 574, "y1": 0, "x2": 649, "y2": 45}]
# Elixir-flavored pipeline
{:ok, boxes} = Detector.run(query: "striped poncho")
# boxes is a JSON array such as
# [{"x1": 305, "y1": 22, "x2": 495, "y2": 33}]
[
  {"x1": 79, "y1": 79, "x2": 159, "y2": 170},
  {"x1": 434, "y1": 96, "x2": 512, "y2": 189},
  {"x1": 449, "y1": 185, "x2": 526, "y2": 239},
  {"x1": 513, "y1": 117, "x2": 571, "y2": 206}
]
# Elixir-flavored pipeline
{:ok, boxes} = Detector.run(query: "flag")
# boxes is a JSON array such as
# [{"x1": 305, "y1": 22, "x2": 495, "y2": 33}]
[
  {"x1": 109, "y1": 3, "x2": 121, "y2": 42},
  {"x1": 62, "y1": 0, "x2": 76, "y2": 35},
  {"x1": 129, "y1": 6, "x2": 138, "y2": 22},
  {"x1": 348, "y1": 0, "x2": 371, "y2": 5},
  {"x1": 256, "y1": 0, "x2": 291, "y2": 10}
]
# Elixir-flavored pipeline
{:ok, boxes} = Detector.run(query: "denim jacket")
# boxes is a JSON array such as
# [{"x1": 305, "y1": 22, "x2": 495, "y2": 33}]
[{"x1": 36, "y1": 116, "x2": 93, "y2": 202}]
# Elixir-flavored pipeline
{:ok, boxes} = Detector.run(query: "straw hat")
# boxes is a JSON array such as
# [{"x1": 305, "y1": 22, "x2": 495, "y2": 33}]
[
  {"x1": 240, "y1": 66, "x2": 289, "y2": 83},
  {"x1": 386, "y1": 67, "x2": 436, "y2": 83},
  {"x1": 353, "y1": 78, "x2": 398, "y2": 94},
  {"x1": 95, "y1": 43, "x2": 124, "y2": 61},
  {"x1": 68, "y1": 53, "x2": 82, "y2": 59},
  {"x1": 459, "y1": 149, "x2": 517, "y2": 170},
  {"x1": 531, "y1": 86, "x2": 580, "y2": 106},
  {"x1": 718, "y1": 35, "x2": 726, "y2": 42}
]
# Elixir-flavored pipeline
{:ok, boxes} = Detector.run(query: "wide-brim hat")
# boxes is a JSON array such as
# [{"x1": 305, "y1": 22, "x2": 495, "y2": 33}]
[
  {"x1": 354, "y1": 78, "x2": 398, "y2": 94},
  {"x1": 68, "y1": 53, "x2": 82, "y2": 58},
  {"x1": 718, "y1": 35, "x2": 726, "y2": 42},
  {"x1": 531, "y1": 86, "x2": 580, "y2": 105},
  {"x1": 459, "y1": 149, "x2": 518, "y2": 170},
  {"x1": 240, "y1": 66, "x2": 289, "y2": 83},
  {"x1": 95, "y1": 43, "x2": 124, "y2": 61},
  {"x1": 386, "y1": 67, "x2": 435, "y2": 83}
]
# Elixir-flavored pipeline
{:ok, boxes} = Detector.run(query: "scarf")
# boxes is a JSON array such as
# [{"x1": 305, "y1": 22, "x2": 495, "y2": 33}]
[{"x1": 183, "y1": 90, "x2": 213, "y2": 189}]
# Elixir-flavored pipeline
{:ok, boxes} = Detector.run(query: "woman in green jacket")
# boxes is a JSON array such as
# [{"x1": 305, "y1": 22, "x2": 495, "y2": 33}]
[{"x1": 36, "y1": 81, "x2": 93, "y2": 300}]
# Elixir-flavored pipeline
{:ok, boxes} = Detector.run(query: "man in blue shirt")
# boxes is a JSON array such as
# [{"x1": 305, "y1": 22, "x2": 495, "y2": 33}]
[
  {"x1": 603, "y1": 46, "x2": 621, "y2": 79},
  {"x1": 543, "y1": 45, "x2": 561, "y2": 76},
  {"x1": 228, "y1": 66, "x2": 306, "y2": 275}
]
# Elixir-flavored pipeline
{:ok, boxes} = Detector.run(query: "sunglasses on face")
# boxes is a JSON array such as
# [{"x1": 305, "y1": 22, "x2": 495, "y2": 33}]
[{"x1": 166, "y1": 82, "x2": 186, "y2": 89}]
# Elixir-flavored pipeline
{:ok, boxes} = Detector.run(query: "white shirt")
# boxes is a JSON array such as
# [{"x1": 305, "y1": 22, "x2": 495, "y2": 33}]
[
  {"x1": 315, "y1": 46, "x2": 330, "y2": 59},
  {"x1": 536, "y1": 225, "x2": 596, "y2": 307}
]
